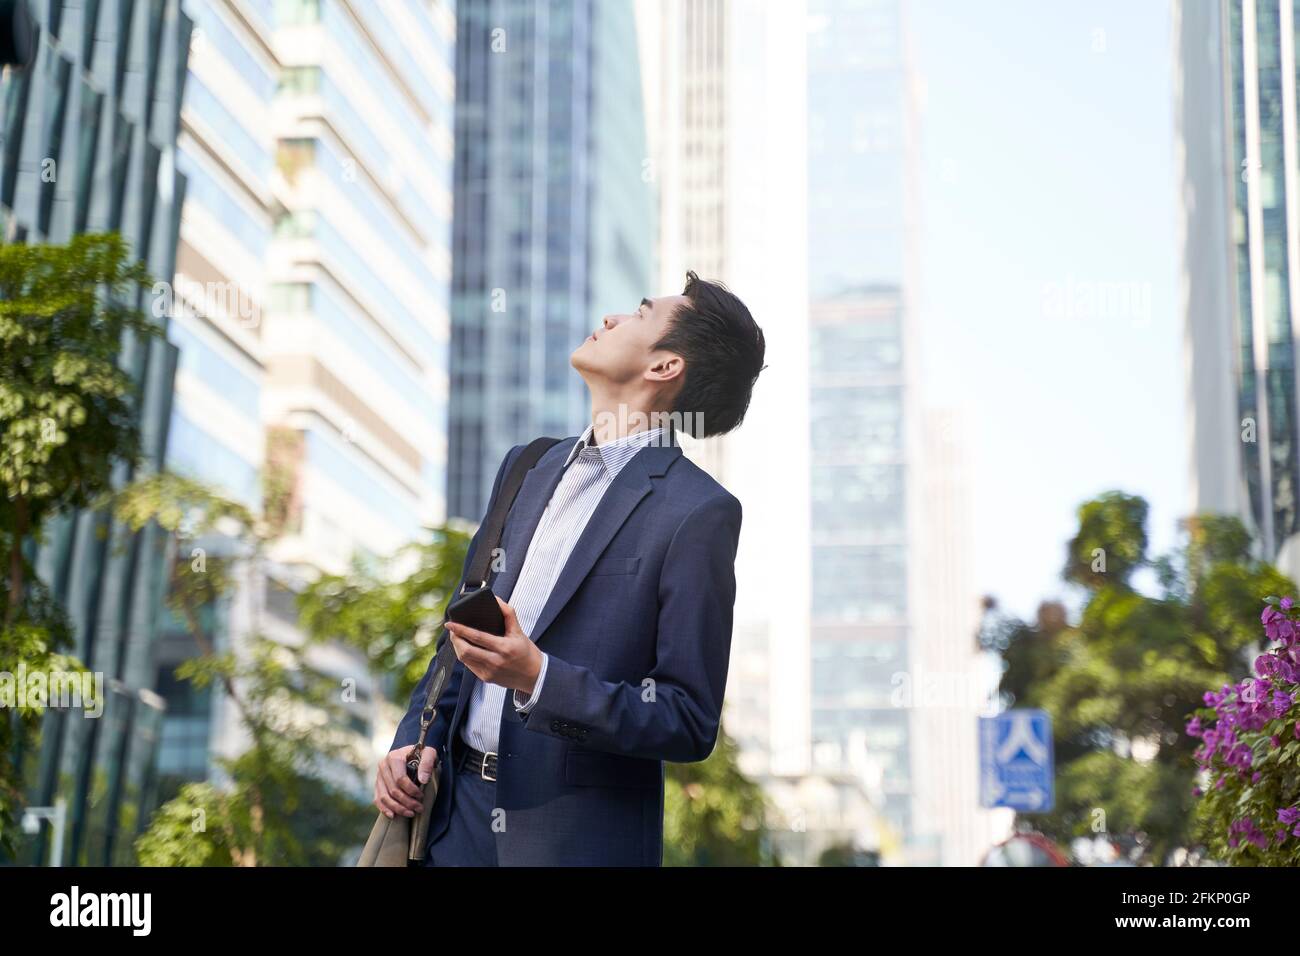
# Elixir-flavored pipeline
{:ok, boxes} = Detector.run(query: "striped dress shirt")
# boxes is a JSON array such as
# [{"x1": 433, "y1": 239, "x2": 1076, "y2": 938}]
[{"x1": 459, "y1": 423, "x2": 670, "y2": 755}]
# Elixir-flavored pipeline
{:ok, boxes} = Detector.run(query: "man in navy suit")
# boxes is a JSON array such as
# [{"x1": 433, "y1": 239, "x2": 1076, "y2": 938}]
[{"x1": 374, "y1": 271, "x2": 765, "y2": 866}]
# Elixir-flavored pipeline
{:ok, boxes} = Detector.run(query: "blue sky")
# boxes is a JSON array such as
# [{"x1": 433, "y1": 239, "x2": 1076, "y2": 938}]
[{"x1": 910, "y1": 0, "x2": 1184, "y2": 618}]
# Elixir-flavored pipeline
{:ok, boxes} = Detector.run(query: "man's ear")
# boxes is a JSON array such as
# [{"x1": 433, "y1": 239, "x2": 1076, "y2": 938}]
[{"x1": 645, "y1": 352, "x2": 684, "y2": 387}]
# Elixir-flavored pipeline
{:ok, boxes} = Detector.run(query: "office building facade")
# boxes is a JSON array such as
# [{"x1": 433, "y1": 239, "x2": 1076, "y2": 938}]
[
  {"x1": 806, "y1": 0, "x2": 922, "y2": 850},
  {"x1": 151, "y1": 0, "x2": 277, "y2": 792},
  {"x1": 1179, "y1": 0, "x2": 1300, "y2": 582},
  {"x1": 447, "y1": 0, "x2": 655, "y2": 521},
  {"x1": 154, "y1": 0, "x2": 458, "y2": 801},
  {"x1": 1, "y1": 0, "x2": 192, "y2": 864},
  {"x1": 268, "y1": 0, "x2": 454, "y2": 563}
]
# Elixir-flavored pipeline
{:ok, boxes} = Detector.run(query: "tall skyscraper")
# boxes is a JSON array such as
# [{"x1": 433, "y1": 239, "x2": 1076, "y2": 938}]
[
  {"x1": 166, "y1": 0, "x2": 275, "y2": 518},
  {"x1": 153, "y1": 0, "x2": 276, "y2": 791},
  {"x1": 911, "y1": 407, "x2": 1007, "y2": 866},
  {"x1": 806, "y1": 0, "x2": 922, "y2": 851},
  {"x1": 267, "y1": 0, "x2": 454, "y2": 563},
  {"x1": 447, "y1": 0, "x2": 655, "y2": 521},
  {"x1": 152, "y1": 0, "x2": 458, "y2": 800},
  {"x1": 808, "y1": 289, "x2": 915, "y2": 835},
  {"x1": 1, "y1": 0, "x2": 193, "y2": 865},
  {"x1": 1179, "y1": 0, "x2": 1300, "y2": 581}
]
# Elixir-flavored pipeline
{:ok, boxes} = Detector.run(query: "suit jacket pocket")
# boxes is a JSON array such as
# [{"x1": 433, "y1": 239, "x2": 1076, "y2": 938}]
[
  {"x1": 587, "y1": 555, "x2": 641, "y2": 577},
  {"x1": 564, "y1": 748, "x2": 661, "y2": 789}
]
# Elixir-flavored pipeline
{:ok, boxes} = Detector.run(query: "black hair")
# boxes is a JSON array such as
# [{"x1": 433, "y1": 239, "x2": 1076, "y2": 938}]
[{"x1": 652, "y1": 270, "x2": 766, "y2": 438}]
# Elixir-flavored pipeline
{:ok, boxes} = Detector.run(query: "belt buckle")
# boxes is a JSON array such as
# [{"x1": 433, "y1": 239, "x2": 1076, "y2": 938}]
[{"x1": 480, "y1": 750, "x2": 497, "y2": 782}]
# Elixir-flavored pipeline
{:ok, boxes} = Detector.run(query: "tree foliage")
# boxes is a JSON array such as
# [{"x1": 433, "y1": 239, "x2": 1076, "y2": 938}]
[
  {"x1": 110, "y1": 473, "x2": 372, "y2": 865},
  {"x1": 296, "y1": 528, "x2": 471, "y2": 706},
  {"x1": 0, "y1": 233, "x2": 155, "y2": 855},
  {"x1": 984, "y1": 492, "x2": 1292, "y2": 863},
  {"x1": 663, "y1": 729, "x2": 773, "y2": 866}
]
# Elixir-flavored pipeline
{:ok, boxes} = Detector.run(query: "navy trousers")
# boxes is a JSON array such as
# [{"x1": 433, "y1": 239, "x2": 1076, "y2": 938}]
[{"x1": 423, "y1": 748, "x2": 500, "y2": 867}]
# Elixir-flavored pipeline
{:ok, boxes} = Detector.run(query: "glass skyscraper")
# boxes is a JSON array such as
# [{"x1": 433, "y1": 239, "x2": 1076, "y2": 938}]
[
  {"x1": 1179, "y1": 0, "x2": 1300, "y2": 578},
  {"x1": 268, "y1": 0, "x2": 454, "y2": 560},
  {"x1": 447, "y1": 0, "x2": 655, "y2": 521},
  {"x1": 151, "y1": 0, "x2": 276, "y2": 792},
  {"x1": 807, "y1": 0, "x2": 920, "y2": 846},
  {"x1": 1, "y1": 0, "x2": 193, "y2": 865},
  {"x1": 261, "y1": 1, "x2": 457, "y2": 812},
  {"x1": 152, "y1": 0, "x2": 458, "y2": 806}
]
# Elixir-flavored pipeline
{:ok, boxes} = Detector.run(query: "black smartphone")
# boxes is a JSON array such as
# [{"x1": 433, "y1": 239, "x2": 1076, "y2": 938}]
[{"x1": 445, "y1": 585, "x2": 506, "y2": 636}]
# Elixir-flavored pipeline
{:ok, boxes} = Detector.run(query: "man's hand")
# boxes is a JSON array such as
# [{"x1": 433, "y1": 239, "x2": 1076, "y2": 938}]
[
  {"x1": 445, "y1": 595, "x2": 544, "y2": 696},
  {"x1": 375, "y1": 744, "x2": 437, "y2": 819}
]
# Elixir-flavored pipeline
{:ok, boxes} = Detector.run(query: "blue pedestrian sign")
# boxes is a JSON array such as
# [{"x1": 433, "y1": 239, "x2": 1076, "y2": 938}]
[{"x1": 980, "y1": 709, "x2": 1054, "y2": 812}]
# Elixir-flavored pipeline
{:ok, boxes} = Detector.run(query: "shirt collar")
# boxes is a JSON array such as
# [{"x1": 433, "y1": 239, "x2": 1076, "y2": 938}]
[{"x1": 564, "y1": 422, "x2": 673, "y2": 477}]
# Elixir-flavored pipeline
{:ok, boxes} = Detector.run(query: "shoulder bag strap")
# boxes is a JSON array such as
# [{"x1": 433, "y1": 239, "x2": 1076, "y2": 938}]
[{"x1": 407, "y1": 436, "x2": 564, "y2": 769}]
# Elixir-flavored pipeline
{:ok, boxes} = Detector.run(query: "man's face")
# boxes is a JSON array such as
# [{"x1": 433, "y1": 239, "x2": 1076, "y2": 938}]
[{"x1": 570, "y1": 293, "x2": 689, "y2": 387}]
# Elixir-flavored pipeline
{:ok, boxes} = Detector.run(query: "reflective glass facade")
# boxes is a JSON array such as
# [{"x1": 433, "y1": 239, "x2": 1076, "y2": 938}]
[
  {"x1": 1186, "y1": 0, "x2": 1300, "y2": 565},
  {"x1": 268, "y1": 0, "x2": 454, "y2": 559},
  {"x1": 0, "y1": 0, "x2": 193, "y2": 864},
  {"x1": 807, "y1": 0, "x2": 917, "y2": 843},
  {"x1": 448, "y1": 0, "x2": 655, "y2": 520},
  {"x1": 1229, "y1": 0, "x2": 1300, "y2": 556},
  {"x1": 151, "y1": 0, "x2": 276, "y2": 800}
]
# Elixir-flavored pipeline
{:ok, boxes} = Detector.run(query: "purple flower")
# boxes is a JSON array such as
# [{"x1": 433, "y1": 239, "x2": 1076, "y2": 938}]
[
  {"x1": 1222, "y1": 743, "x2": 1253, "y2": 775},
  {"x1": 1193, "y1": 600, "x2": 1300, "y2": 853},
  {"x1": 1264, "y1": 612, "x2": 1296, "y2": 643},
  {"x1": 1271, "y1": 690, "x2": 1294, "y2": 718}
]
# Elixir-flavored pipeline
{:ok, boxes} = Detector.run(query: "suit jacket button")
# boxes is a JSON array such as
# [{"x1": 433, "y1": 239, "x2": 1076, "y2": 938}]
[{"x1": 550, "y1": 720, "x2": 561, "y2": 731}]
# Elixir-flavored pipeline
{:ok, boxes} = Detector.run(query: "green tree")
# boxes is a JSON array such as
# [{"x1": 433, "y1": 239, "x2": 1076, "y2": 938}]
[
  {"x1": 111, "y1": 473, "x2": 373, "y2": 865},
  {"x1": 982, "y1": 492, "x2": 1292, "y2": 863},
  {"x1": 296, "y1": 526, "x2": 472, "y2": 707},
  {"x1": 0, "y1": 233, "x2": 157, "y2": 855},
  {"x1": 663, "y1": 729, "x2": 774, "y2": 866}
]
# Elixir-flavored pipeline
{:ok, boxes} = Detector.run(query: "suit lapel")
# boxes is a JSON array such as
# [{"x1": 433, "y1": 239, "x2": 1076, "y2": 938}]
[
  {"x1": 451, "y1": 436, "x2": 682, "y2": 731},
  {"x1": 527, "y1": 441, "x2": 681, "y2": 646}
]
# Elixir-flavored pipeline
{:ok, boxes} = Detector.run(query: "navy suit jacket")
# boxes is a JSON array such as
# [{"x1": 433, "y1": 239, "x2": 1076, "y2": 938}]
[{"x1": 391, "y1": 435, "x2": 742, "y2": 866}]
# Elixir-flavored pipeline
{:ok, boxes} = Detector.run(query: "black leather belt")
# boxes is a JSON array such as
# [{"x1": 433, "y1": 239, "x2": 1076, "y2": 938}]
[{"x1": 458, "y1": 744, "x2": 498, "y2": 782}]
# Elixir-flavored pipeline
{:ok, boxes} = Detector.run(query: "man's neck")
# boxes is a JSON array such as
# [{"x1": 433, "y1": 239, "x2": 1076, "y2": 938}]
[{"x1": 587, "y1": 393, "x2": 668, "y2": 447}]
